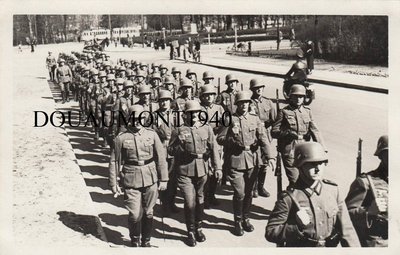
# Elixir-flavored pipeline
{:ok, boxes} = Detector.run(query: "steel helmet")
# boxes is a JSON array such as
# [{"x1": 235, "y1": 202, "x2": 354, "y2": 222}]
[
  {"x1": 151, "y1": 72, "x2": 162, "y2": 80},
  {"x1": 171, "y1": 67, "x2": 181, "y2": 74},
  {"x1": 128, "y1": 104, "x2": 145, "y2": 115},
  {"x1": 106, "y1": 74, "x2": 116, "y2": 81},
  {"x1": 99, "y1": 71, "x2": 107, "y2": 78},
  {"x1": 115, "y1": 78, "x2": 125, "y2": 84},
  {"x1": 152, "y1": 63, "x2": 159, "y2": 69},
  {"x1": 185, "y1": 100, "x2": 202, "y2": 112},
  {"x1": 140, "y1": 62, "x2": 147, "y2": 67},
  {"x1": 58, "y1": 58, "x2": 65, "y2": 63},
  {"x1": 200, "y1": 85, "x2": 216, "y2": 96},
  {"x1": 225, "y1": 74, "x2": 238, "y2": 84},
  {"x1": 296, "y1": 49, "x2": 304, "y2": 59},
  {"x1": 180, "y1": 78, "x2": 193, "y2": 88},
  {"x1": 159, "y1": 64, "x2": 168, "y2": 70},
  {"x1": 374, "y1": 135, "x2": 388, "y2": 156},
  {"x1": 294, "y1": 142, "x2": 328, "y2": 168},
  {"x1": 90, "y1": 68, "x2": 99, "y2": 76},
  {"x1": 235, "y1": 91, "x2": 252, "y2": 104},
  {"x1": 123, "y1": 80, "x2": 134, "y2": 88},
  {"x1": 202, "y1": 71, "x2": 214, "y2": 80},
  {"x1": 119, "y1": 66, "x2": 126, "y2": 72},
  {"x1": 126, "y1": 69, "x2": 135, "y2": 77},
  {"x1": 186, "y1": 69, "x2": 196, "y2": 77},
  {"x1": 163, "y1": 76, "x2": 175, "y2": 85},
  {"x1": 158, "y1": 90, "x2": 173, "y2": 101},
  {"x1": 136, "y1": 70, "x2": 146, "y2": 78},
  {"x1": 104, "y1": 61, "x2": 111, "y2": 67},
  {"x1": 138, "y1": 85, "x2": 152, "y2": 95},
  {"x1": 289, "y1": 84, "x2": 306, "y2": 96},
  {"x1": 83, "y1": 66, "x2": 90, "y2": 72},
  {"x1": 249, "y1": 79, "x2": 265, "y2": 90}
]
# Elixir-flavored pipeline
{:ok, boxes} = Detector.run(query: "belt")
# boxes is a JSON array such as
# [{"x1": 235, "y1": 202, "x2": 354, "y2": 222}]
[
  {"x1": 125, "y1": 158, "x2": 154, "y2": 166},
  {"x1": 187, "y1": 153, "x2": 204, "y2": 159},
  {"x1": 304, "y1": 237, "x2": 326, "y2": 247}
]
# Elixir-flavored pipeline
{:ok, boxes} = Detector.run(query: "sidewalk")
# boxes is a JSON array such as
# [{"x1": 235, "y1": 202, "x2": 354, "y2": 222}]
[{"x1": 180, "y1": 51, "x2": 389, "y2": 94}]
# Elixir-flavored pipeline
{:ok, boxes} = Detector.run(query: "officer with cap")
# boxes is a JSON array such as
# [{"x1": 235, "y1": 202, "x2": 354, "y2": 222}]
[
  {"x1": 266, "y1": 142, "x2": 360, "y2": 247},
  {"x1": 272, "y1": 84, "x2": 325, "y2": 186},
  {"x1": 345, "y1": 135, "x2": 388, "y2": 247},
  {"x1": 249, "y1": 79, "x2": 277, "y2": 198},
  {"x1": 172, "y1": 78, "x2": 198, "y2": 112},
  {"x1": 153, "y1": 90, "x2": 180, "y2": 216},
  {"x1": 168, "y1": 100, "x2": 223, "y2": 247},
  {"x1": 215, "y1": 74, "x2": 239, "y2": 114},
  {"x1": 199, "y1": 85, "x2": 225, "y2": 208},
  {"x1": 109, "y1": 105, "x2": 168, "y2": 247},
  {"x1": 56, "y1": 58, "x2": 73, "y2": 103},
  {"x1": 217, "y1": 91, "x2": 274, "y2": 236}
]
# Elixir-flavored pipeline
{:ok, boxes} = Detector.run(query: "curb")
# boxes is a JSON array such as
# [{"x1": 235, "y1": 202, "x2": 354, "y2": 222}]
[{"x1": 177, "y1": 59, "x2": 388, "y2": 94}]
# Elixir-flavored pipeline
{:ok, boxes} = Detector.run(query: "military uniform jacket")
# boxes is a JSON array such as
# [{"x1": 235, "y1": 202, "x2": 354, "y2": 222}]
[
  {"x1": 46, "y1": 55, "x2": 57, "y2": 69},
  {"x1": 56, "y1": 65, "x2": 73, "y2": 83},
  {"x1": 215, "y1": 90, "x2": 237, "y2": 114},
  {"x1": 272, "y1": 104, "x2": 325, "y2": 156},
  {"x1": 109, "y1": 128, "x2": 168, "y2": 189},
  {"x1": 265, "y1": 179, "x2": 360, "y2": 247},
  {"x1": 250, "y1": 96, "x2": 276, "y2": 129},
  {"x1": 168, "y1": 124, "x2": 222, "y2": 177},
  {"x1": 200, "y1": 103, "x2": 225, "y2": 135},
  {"x1": 345, "y1": 164, "x2": 388, "y2": 246},
  {"x1": 152, "y1": 109, "x2": 177, "y2": 159},
  {"x1": 217, "y1": 112, "x2": 272, "y2": 170}
]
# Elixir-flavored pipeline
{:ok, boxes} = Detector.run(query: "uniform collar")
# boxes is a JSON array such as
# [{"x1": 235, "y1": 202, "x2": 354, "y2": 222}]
[
  {"x1": 304, "y1": 180, "x2": 322, "y2": 196},
  {"x1": 251, "y1": 95, "x2": 262, "y2": 102},
  {"x1": 238, "y1": 112, "x2": 248, "y2": 120}
]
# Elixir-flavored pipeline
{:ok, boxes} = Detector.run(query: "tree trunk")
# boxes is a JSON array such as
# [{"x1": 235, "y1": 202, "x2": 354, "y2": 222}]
[
  {"x1": 63, "y1": 15, "x2": 68, "y2": 42},
  {"x1": 26, "y1": 15, "x2": 34, "y2": 39}
]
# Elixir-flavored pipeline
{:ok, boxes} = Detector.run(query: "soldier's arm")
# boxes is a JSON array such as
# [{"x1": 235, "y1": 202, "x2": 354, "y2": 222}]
[
  {"x1": 266, "y1": 100, "x2": 277, "y2": 128},
  {"x1": 308, "y1": 110, "x2": 326, "y2": 150},
  {"x1": 167, "y1": 129, "x2": 184, "y2": 156},
  {"x1": 256, "y1": 118, "x2": 273, "y2": 160},
  {"x1": 345, "y1": 177, "x2": 369, "y2": 227},
  {"x1": 207, "y1": 126, "x2": 222, "y2": 171},
  {"x1": 153, "y1": 131, "x2": 168, "y2": 182},
  {"x1": 109, "y1": 136, "x2": 122, "y2": 188},
  {"x1": 271, "y1": 109, "x2": 284, "y2": 139},
  {"x1": 337, "y1": 186, "x2": 362, "y2": 247},
  {"x1": 265, "y1": 193, "x2": 304, "y2": 244}
]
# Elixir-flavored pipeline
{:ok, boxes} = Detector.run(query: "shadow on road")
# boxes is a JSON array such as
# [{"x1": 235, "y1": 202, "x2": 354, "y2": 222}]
[{"x1": 57, "y1": 211, "x2": 108, "y2": 242}]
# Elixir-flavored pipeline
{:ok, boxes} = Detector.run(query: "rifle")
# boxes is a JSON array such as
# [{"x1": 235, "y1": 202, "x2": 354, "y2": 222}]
[
  {"x1": 241, "y1": 83, "x2": 244, "y2": 91},
  {"x1": 275, "y1": 89, "x2": 283, "y2": 198},
  {"x1": 356, "y1": 138, "x2": 363, "y2": 177},
  {"x1": 217, "y1": 77, "x2": 221, "y2": 95}
]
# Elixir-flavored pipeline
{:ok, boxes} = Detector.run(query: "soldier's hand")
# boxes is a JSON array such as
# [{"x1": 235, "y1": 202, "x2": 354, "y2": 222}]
[
  {"x1": 112, "y1": 185, "x2": 122, "y2": 198},
  {"x1": 215, "y1": 170, "x2": 223, "y2": 182},
  {"x1": 296, "y1": 208, "x2": 311, "y2": 229},
  {"x1": 266, "y1": 159, "x2": 276, "y2": 172},
  {"x1": 158, "y1": 181, "x2": 168, "y2": 191}
]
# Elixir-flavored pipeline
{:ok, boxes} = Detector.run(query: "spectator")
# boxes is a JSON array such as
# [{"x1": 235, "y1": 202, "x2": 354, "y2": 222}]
[
  {"x1": 305, "y1": 40, "x2": 315, "y2": 74},
  {"x1": 277, "y1": 29, "x2": 283, "y2": 50}
]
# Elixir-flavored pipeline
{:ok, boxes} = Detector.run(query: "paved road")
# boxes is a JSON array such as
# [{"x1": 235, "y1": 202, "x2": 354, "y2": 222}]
[{"x1": 14, "y1": 42, "x2": 388, "y2": 248}]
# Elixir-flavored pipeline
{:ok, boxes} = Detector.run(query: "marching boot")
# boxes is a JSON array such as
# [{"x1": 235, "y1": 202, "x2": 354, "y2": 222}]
[
  {"x1": 195, "y1": 203, "x2": 206, "y2": 242},
  {"x1": 61, "y1": 91, "x2": 66, "y2": 104},
  {"x1": 233, "y1": 199, "x2": 244, "y2": 236},
  {"x1": 129, "y1": 220, "x2": 141, "y2": 247},
  {"x1": 187, "y1": 227, "x2": 197, "y2": 247},
  {"x1": 66, "y1": 90, "x2": 70, "y2": 102},
  {"x1": 185, "y1": 206, "x2": 197, "y2": 247},
  {"x1": 141, "y1": 217, "x2": 153, "y2": 247},
  {"x1": 242, "y1": 218, "x2": 254, "y2": 232},
  {"x1": 252, "y1": 180, "x2": 259, "y2": 198},
  {"x1": 257, "y1": 171, "x2": 270, "y2": 197}
]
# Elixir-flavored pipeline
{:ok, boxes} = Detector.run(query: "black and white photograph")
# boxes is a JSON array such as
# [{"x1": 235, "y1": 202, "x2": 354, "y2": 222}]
[{"x1": 1, "y1": 0, "x2": 399, "y2": 253}]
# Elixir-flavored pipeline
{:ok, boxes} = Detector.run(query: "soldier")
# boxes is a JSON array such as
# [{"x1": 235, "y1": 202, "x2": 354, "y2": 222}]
[
  {"x1": 79, "y1": 66, "x2": 90, "y2": 119},
  {"x1": 153, "y1": 90, "x2": 180, "y2": 216},
  {"x1": 345, "y1": 135, "x2": 388, "y2": 247},
  {"x1": 135, "y1": 85, "x2": 159, "y2": 113},
  {"x1": 186, "y1": 69, "x2": 201, "y2": 97},
  {"x1": 202, "y1": 71, "x2": 215, "y2": 87},
  {"x1": 249, "y1": 79, "x2": 277, "y2": 198},
  {"x1": 198, "y1": 85, "x2": 225, "y2": 208},
  {"x1": 171, "y1": 67, "x2": 182, "y2": 91},
  {"x1": 109, "y1": 105, "x2": 168, "y2": 247},
  {"x1": 118, "y1": 66, "x2": 127, "y2": 79},
  {"x1": 159, "y1": 64, "x2": 168, "y2": 81},
  {"x1": 149, "y1": 72, "x2": 162, "y2": 101},
  {"x1": 163, "y1": 75, "x2": 177, "y2": 100},
  {"x1": 217, "y1": 91, "x2": 274, "y2": 236},
  {"x1": 284, "y1": 49, "x2": 308, "y2": 87},
  {"x1": 172, "y1": 78, "x2": 198, "y2": 112},
  {"x1": 134, "y1": 70, "x2": 147, "y2": 94},
  {"x1": 265, "y1": 142, "x2": 360, "y2": 247},
  {"x1": 215, "y1": 74, "x2": 239, "y2": 114},
  {"x1": 46, "y1": 51, "x2": 57, "y2": 82},
  {"x1": 168, "y1": 100, "x2": 223, "y2": 247},
  {"x1": 271, "y1": 84, "x2": 325, "y2": 186},
  {"x1": 55, "y1": 58, "x2": 73, "y2": 104}
]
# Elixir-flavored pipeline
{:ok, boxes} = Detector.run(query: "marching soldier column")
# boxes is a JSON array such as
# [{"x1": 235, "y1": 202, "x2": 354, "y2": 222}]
[{"x1": 48, "y1": 49, "x2": 387, "y2": 248}]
